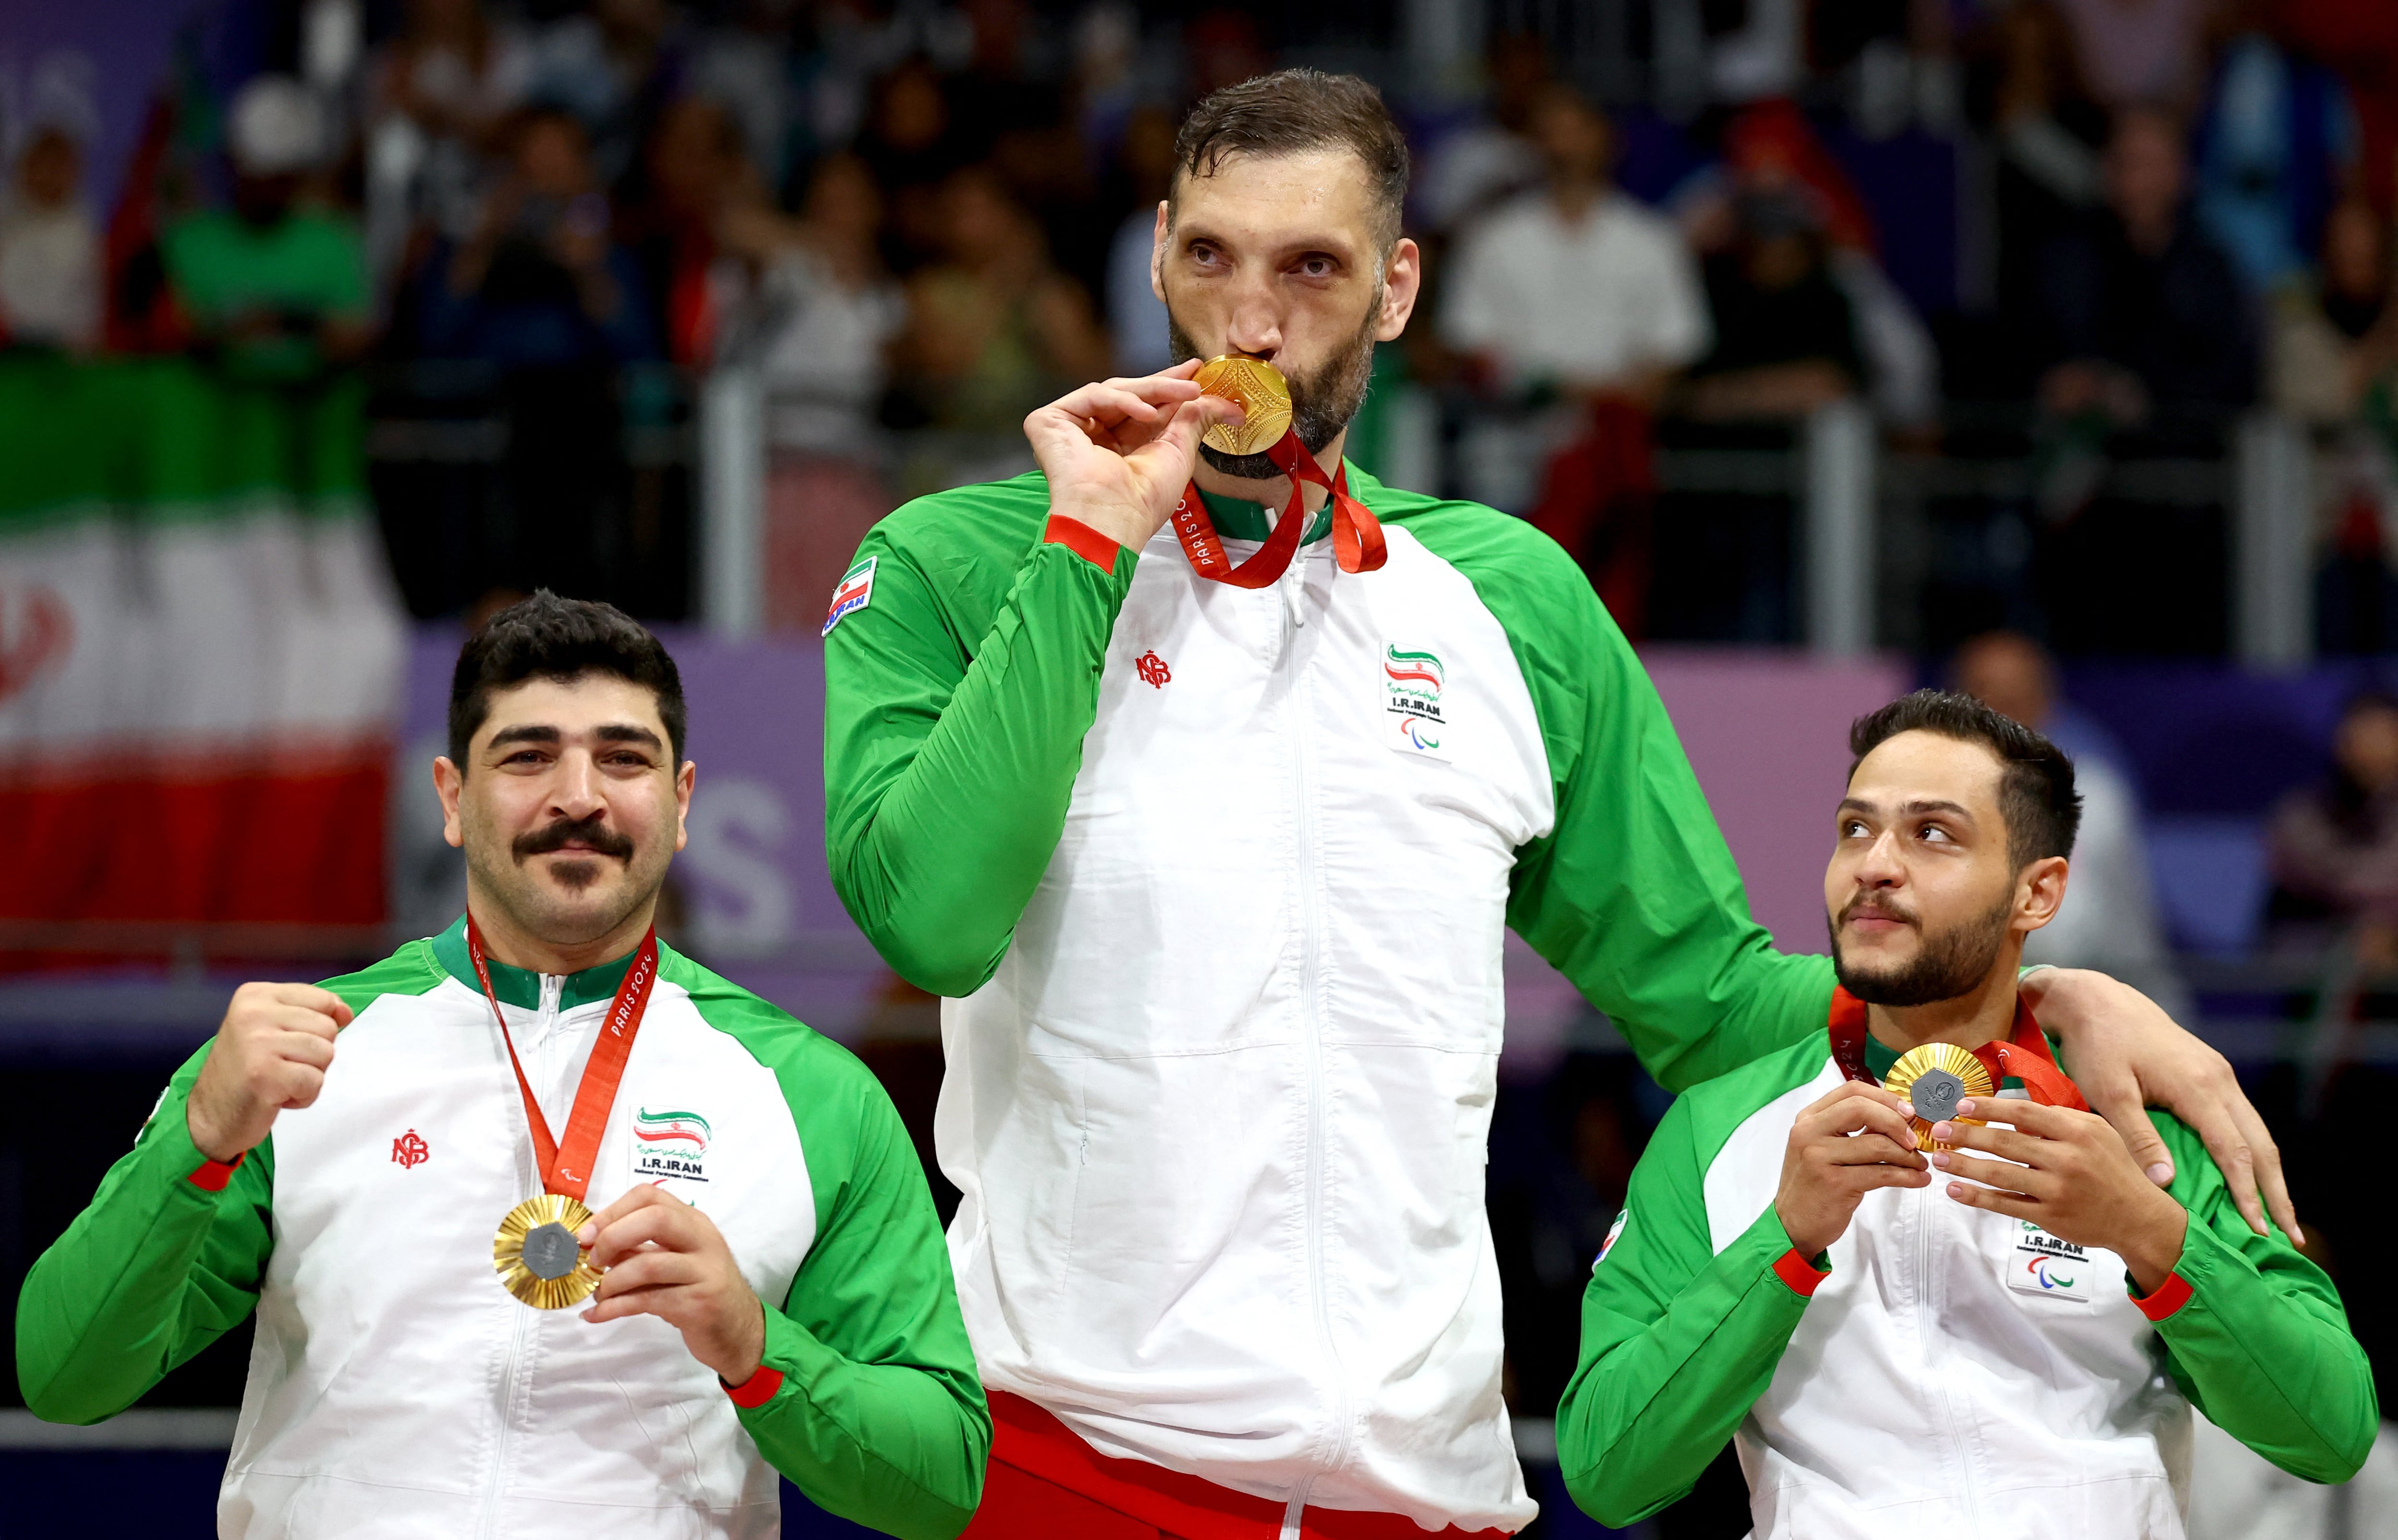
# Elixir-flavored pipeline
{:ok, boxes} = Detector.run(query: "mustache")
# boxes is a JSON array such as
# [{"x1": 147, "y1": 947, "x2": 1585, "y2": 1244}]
[
  {"x1": 1837, "y1": 892, "x2": 1919, "y2": 929},
  {"x1": 513, "y1": 813, "x2": 635, "y2": 864}
]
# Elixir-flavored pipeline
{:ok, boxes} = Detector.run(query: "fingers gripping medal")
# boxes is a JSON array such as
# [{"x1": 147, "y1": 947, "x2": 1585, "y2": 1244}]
[
  {"x1": 468, "y1": 915, "x2": 659, "y2": 1308},
  {"x1": 1883, "y1": 1043, "x2": 1995, "y2": 1153},
  {"x1": 1172, "y1": 355, "x2": 1387, "y2": 588}
]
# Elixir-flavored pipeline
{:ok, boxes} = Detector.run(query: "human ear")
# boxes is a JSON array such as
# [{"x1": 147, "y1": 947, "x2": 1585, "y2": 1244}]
[
  {"x1": 435, "y1": 757, "x2": 466, "y2": 851},
  {"x1": 1149, "y1": 200, "x2": 1169, "y2": 303},
  {"x1": 1375, "y1": 236, "x2": 1422, "y2": 341},
  {"x1": 2015, "y1": 855, "x2": 2069, "y2": 932}
]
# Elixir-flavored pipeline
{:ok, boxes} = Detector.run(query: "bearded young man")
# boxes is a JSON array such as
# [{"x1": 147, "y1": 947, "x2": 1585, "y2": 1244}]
[
  {"x1": 1557, "y1": 691, "x2": 2373, "y2": 1535},
  {"x1": 822, "y1": 71, "x2": 2300, "y2": 1537},
  {"x1": 18, "y1": 595, "x2": 987, "y2": 1540}
]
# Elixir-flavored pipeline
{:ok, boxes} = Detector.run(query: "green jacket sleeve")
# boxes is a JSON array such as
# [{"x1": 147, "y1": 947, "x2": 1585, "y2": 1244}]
[
  {"x1": 2142, "y1": 1114, "x2": 2376, "y2": 1483},
  {"x1": 15, "y1": 1044, "x2": 274, "y2": 1423},
  {"x1": 1397, "y1": 490, "x2": 1834, "y2": 1090},
  {"x1": 714, "y1": 985, "x2": 990, "y2": 1539},
  {"x1": 823, "y1": 486, "x2": 1137, "y2": 996},
  {"x1": 1554, "y1": 1093, "x2": 1819, "y2": 1528}
]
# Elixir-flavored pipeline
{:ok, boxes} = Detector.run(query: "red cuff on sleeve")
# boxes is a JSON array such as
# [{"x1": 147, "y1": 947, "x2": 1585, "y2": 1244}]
[
  {"x1": 188, "y1": 1150, "x2": 246, "y2": 1192},
  {"x1": 1772, "y1": 1248, "x2": 1830, "y2": 1298},
  {"x1": 1044, "y1": 513, "x2": 1121, "y2": 570},
  {"x1": 721, "y1": 1364, "x2": 785, "y2": 1409},
  {"x1": 2133, "y1": 1272, "x2": 2193, "y2": 1322}
]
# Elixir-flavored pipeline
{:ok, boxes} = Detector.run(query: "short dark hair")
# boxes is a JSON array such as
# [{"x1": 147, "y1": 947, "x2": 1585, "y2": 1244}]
[
  {"x1": 1847, "y1": 689, "x2": 2081, "y2": 869},
  {"x1": 1170, "y1": 69, "x2": 1411, "y2": 250},
  {"x1": 447, "y1": 592, "x2": 686, "y2": 768}
]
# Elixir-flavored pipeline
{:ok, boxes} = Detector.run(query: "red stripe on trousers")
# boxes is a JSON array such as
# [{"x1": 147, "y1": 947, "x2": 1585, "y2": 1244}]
[{"x1": 962, "y1": 1390, "x2": 1517, "y2": 1540}]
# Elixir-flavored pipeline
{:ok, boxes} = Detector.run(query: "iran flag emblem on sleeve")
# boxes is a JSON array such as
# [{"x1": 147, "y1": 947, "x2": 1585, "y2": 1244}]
[{"x1": 822, "y1": 556, "x2": 878, "y2": 637}]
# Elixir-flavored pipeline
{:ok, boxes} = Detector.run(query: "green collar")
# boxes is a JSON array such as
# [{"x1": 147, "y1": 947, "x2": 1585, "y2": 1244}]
[
  {"x1": 430, "y1": 914, "x2": 639, "y2": 1012},
  {"x1": 1193, "y1": 470, "x2": 1346, "y2": 546}
]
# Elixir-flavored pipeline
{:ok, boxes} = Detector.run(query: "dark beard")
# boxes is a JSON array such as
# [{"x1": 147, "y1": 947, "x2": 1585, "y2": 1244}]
[
  {"x1": 1830, "y1": 892, "x2": 2014, "y2": 1007},
  {"x1": 1167, "y1": 299, "x2": 1380, "y2": 479}
]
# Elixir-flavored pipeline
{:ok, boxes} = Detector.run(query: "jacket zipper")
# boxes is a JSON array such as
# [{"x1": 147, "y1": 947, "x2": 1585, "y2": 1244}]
[
  {"x1": 475, "y1": 975, "x2": 564, "y2": 1540},
  {"x1": 1286, "y1": 577, "x2": 1349, "y2": 1527},
  {"x1": 1918, "y1": 1182, "x2": 1985, "y2": 1535}
]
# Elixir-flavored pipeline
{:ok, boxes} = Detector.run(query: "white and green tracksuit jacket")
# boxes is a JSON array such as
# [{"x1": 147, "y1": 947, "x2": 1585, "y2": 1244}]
[
  {"x1": 823, "y1": 466, "x2": 1838, "y2": 1532},
  {"x1": 15, "y1": 920, "x2": 989, "y2": 1540},
  {"x1": 1558, "y1": 1018, "x2": 2377, "y2": 1538}
]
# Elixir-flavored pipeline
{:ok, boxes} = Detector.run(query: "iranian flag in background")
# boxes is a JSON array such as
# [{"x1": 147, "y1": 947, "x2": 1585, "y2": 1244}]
[{"x1": 0, "y1": 353, "x2": 403, "y2": 951}]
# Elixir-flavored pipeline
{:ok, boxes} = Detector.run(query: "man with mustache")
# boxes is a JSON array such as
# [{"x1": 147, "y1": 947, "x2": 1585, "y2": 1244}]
[
  {"x1": 1557, "y1": 690, "x2": 2371, "y2": 1535},
  {"x1": 823, "y1": 71, "x2": 2299, "y2": 1536},
  {"x1": 20, "y1": 594, "x2": 988, "y2": 1539}
]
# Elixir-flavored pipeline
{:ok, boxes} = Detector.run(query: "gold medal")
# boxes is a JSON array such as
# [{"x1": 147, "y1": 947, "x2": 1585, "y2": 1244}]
[
  {"x1": 1194, "y1": 354, "x2": 1293, "y2": 458},
  {"x1": 1884, "y1": 1042, "x2": 1994, "y2": 1153},
  {"x1": 493, "y1": 1193, "x2": 603, "y2": 1309}
]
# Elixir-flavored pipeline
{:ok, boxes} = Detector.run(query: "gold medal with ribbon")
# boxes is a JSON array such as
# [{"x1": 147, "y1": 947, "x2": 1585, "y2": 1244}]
[
  {"x1": 1172, "y1": 353, "x2": 1387, "y2": 586},
  {"x1": 468, "y1": 915, "x2": 659, "y2": 1309},
  {"x1": 1826, "y1": 986, "x2": 2089, "y2": 1153}
]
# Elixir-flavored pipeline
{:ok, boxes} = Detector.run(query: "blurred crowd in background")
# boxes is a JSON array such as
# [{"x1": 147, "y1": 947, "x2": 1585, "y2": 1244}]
[{"x1": 9, "y1": 0, "x2": 2398, "y2": 646}]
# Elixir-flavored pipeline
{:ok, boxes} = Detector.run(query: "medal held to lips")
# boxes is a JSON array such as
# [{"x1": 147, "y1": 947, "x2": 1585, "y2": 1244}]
[
  {"x1": 1194, "y1": 354, "x2": 1293, "y2": 458},
  {"x1": 1883, "y1": 1042, "x2": 1994, "y2": 1153},
  {"x1": 494, "y1": 1193, "x2": 603, "y2": 1308}
]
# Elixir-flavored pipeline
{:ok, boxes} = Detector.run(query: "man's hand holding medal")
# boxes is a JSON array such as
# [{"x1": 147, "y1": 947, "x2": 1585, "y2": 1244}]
[{"x1": 1932, "y1": 1097, "x2": 2191, "y2": 1295}]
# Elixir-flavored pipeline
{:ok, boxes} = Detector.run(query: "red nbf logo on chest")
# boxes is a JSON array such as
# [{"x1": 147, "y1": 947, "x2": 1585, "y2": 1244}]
[
  {"x1": 391, "y1": 1129, "x2": 430, "y2": 1168},
  {"x1": 1135, "y1": 650, "x2": 1171, "y2": 688}
]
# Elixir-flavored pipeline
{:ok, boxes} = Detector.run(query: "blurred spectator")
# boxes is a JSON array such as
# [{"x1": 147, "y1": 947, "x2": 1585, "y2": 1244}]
[
  {"x1": 687, "y1": 0, "x2": 805, "y2": 194},
  {"x1": 2271, "y1": 199, "x2": 2397, "y2": 425},
  {"x1": 2191, "y1": 12, "x2": 2356, "y2": 294},
  {"x1": 619, "y1": 94, "x2": 754, "y2": 368},
  {"x1": 1442, "y1": 88, "x2": 1711, "y2": 408},
  {"x1": 421, "y1": 106, "x2": 650, "y2": 367},
  {"x1": 363, "y1": 0, "x2": 533, "y2": 286},
  {"x1": 1103, "y1": 104, "x2": 1176, "y2": 376},
  {"x1": 2031, "y1": 106, "x2": 2255, "y2": 497},
  {"x1": 0, "y1": 124, "x2": 101, "y2": 351},
  {"x1": 1418, "y1": 31, "x2": 1549, "y2": 235},
  {"x1": 528, "y1": 0, "x2": 685, "y2": 186},
  {"x1": 1681, "y1": 101, "x2": 1939, "y2": 427},
  {"x1": 1985, "y1": 0, "x2": 2109, "y2": 334},
  {"x1": 418, "y1": 105, "x2": 651, "y2": 602},
  {"x1": 1441, "y1": 87, "x2": 1710, "y2": 630},
  {"x1": 2267, "y1": 691, "x2": 2398, "y2": 959},
  {"x1": 717, "y1": 153, "x2": 906, "y2": 630},
  {"x1": 889, "y1": 165, "x2": 1107, "y2": 434},
  {"x1": 164, "y1": 77, "x2": 372, "y2": 382},
  {"x1": 1681, "y1": 188, "x2": 1863, "y2": 422},
  {"x1": 1952, "y1": 630, "x2": 2188, "y2": 1015},
  {"x1": 855, "y1": 58, "x2": 964, "y2": 269},
  {"x1": 2053, "y1": 0, "x2": 2213, "y2": 112}
]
